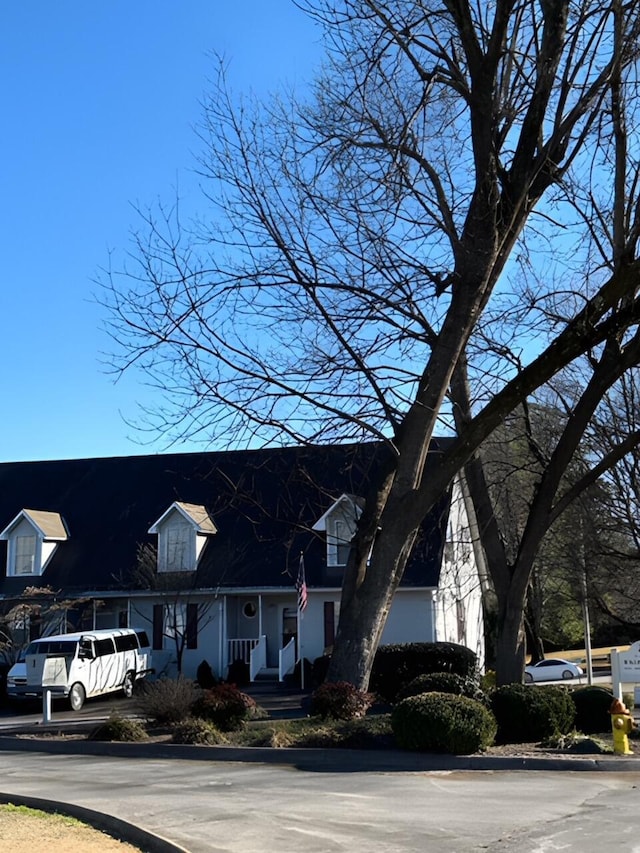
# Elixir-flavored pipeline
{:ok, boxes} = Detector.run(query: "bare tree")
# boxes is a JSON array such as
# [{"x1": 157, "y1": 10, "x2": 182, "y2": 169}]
[
  {"x1": 0, "y1": 587, "x2": 95, "y2": 665},
  {"x1": 448, "y1": 0, "x2": 640, "y2": 684},
  {"x1": 102, "y1": 1, "x2": 640, "y2": 687},
  {"x1": 129, "y1": 543, "x2": 218, "y2": 675}
]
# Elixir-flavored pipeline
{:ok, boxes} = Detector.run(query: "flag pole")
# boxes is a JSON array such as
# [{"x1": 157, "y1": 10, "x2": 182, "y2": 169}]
[
  {"x1": 296, "y1": 551, "x2": 308, "y2": 690},
  {"x1": 299, "y1": 599, "x2": 304, "y2": 691}
]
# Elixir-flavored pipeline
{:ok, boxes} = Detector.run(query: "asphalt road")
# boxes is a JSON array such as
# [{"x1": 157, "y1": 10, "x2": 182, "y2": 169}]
[
  {"x1": 0, "y1": 693, "x2": 141, "y2": 726},
  {"x1": 1, "y1": 751, "x2": 640, "y2": 852}
]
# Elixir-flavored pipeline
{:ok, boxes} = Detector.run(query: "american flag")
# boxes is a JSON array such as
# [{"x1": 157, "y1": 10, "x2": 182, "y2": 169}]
[{"x1": 296, "y1": 553, "x2": 308, "y2": 613}]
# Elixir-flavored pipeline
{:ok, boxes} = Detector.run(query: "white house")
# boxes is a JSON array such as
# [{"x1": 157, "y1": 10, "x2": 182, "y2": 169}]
[{"x1": 0, "y1": 442, "x2": 485, "y2": 679}]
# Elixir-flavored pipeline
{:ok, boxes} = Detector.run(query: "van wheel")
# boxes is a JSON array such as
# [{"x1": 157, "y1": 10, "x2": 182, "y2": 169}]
[
  {"x1": 122, "y1": 672, "x2": 135, "y2": 699},
  {"x1": 69, "y1": 682, "x2": 85, "y2": 711}
]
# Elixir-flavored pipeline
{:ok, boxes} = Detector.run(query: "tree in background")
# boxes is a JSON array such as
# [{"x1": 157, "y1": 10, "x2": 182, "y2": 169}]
[
  {"x1": 0, "y1": 587, "x2": 95, "y2": 665},
  {"x1": 103, "y1": 1, "x2": 640, "y2": 687}
]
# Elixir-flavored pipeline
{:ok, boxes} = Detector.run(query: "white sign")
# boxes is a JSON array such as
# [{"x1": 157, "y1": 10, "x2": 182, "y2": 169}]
[
  {"x1": 42, "y1": 656, "x2": 68, "y2": 688},
  {"x1": 617, "y1": 641, "x2": 640, "y2": 680}
]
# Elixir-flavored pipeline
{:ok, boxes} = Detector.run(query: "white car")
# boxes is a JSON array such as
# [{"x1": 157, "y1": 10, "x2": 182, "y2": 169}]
[{"x1": 524, "y1": 658, "x2": 583, "y2": 683}]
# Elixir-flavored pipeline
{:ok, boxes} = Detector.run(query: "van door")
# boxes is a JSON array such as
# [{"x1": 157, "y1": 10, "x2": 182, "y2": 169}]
[{"x1": 73, "y1": 637, "x2": 95, "y2": 695}]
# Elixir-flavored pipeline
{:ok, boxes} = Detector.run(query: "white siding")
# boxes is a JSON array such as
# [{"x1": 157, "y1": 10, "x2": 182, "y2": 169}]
[{"x1": 434, "y1": 476, "x2": 485, "y2": 669}]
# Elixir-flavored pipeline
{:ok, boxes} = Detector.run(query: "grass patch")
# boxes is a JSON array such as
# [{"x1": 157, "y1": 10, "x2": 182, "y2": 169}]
[{"x1": 0, "y1": 803, "x2": 84, "y2": 826}]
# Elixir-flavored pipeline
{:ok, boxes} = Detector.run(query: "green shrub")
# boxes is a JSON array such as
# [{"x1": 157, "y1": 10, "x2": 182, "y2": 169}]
[
  {"x1": 239, "y1": 691, "x2": 268, "y2": 721},
  {"x1": 137, "y1": 676, "x2": 200, "y2": 724},
  {"x1": 312, "y1": 654, "x2": 331, "y2": 686},
  {"x1": 192, "y1": 683, "x2": 248, "y2": 731},
  {"x1": 571, "y1": 686, "x2": 614, "y2": 734},
  {"x1": 196, "y1": 660, "x2": 217, "y2": 690},
  {"x1": 396, "y1": 671, "x2": 487, "y2": 705},
  {"x1": 491, "y1": 684, "x2": 575, "y2": 743},
  {"x1": 310, "y1": 681, "x2": 374, "y2": 720},
  {"x1": 371, "y1": 643, "x2": 478, "y2": 702},
  {"x1": 391, "y1": 692, "x2": 496, "y2": 754},
  {"x1": 299, "y1": 715, "x2": 394, "y2": 749},
  {"x1": 480, "y1": 670, "x2": 496, "y2": 693},
  {"x1": 226, "y1": 658, "x2": 250, "y2": 686},
  {"x1": 89, "y1": 712, "x2": 147, "y2": 742},
  {"x1": 171, "y1": 717, "x2": 226, "y2": 745}
]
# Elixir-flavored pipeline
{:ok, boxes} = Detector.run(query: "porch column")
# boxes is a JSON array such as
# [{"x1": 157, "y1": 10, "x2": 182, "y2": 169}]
[
  {"x1": 258, "y1": 594, "x2": 263, "y2": 638},
  {"x1": 221, "y1": 596, "x2": 228, "y2": 676}
]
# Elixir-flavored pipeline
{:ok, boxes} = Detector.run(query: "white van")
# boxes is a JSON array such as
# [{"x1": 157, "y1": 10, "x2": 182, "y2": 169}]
[{"x1": 7, "y1": 627, "x2": 152, "y2": 710}]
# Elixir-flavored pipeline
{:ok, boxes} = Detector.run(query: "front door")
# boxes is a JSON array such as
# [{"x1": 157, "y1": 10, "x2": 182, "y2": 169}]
[{"x1": 282, "y1": 607, "x2": 298, "y2": 652}]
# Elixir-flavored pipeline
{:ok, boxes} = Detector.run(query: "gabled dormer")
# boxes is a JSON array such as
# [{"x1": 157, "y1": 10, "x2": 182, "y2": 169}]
[
  {"x1": 0, "y1": 509, "x2": 68, "y2": 577},
  {"x1": 312, "y1": 493, "x2": 363, "y2": 568},
  {"x1": 148, "y1": 501, "x2": 217, "y2": 572}
]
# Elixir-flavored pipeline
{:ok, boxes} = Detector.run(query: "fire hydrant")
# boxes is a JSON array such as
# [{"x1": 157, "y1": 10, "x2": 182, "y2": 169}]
[{"x1": 610, "y1": 698, "x2": 635, "y2": 755}]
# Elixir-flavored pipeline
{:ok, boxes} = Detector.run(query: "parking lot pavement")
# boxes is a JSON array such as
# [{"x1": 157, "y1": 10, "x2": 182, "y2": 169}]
[
  {"x1": 0, "y1": 693, "x2": 140, "y2": 729},
  {"x1": 1, "y1": 751, "x2": 640, "y2": 852}
]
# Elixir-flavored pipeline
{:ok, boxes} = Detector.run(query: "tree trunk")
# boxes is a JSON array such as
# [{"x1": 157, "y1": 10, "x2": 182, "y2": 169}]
[
  {"x1": 328, "y1": 502, "x2": 419, "y2": 689},
  {"x1": 494, "y1": 594, "x2": 527, "y2": 686}
]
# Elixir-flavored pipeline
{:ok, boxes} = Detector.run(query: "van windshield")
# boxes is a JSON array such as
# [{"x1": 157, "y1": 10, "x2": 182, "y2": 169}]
[{"x1": 25, "y1": 640, "x2": 77, "y2": 656}]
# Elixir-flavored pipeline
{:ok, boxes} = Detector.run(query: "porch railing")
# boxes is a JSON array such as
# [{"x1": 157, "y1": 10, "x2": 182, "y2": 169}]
[
  {"x1": 249, "y1": 635, "x2": 267, "y2": 682},
  {"x1": 279, "y1": 636, "x2": 296, "y2": 682},
  {"x1": 228, "y1": 638, "x2": 260, "y2": 665}
]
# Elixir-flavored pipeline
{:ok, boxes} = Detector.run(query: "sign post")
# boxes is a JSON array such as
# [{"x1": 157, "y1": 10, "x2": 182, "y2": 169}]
[{"x1": 41, "y1": 656, "x2": 67, "y2": 725}]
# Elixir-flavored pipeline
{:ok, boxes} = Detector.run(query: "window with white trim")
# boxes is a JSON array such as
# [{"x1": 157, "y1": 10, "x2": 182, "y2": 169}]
[
  {"x1": 160, "y1": 522, "x2": 193, "y2": 571},
  {"x1": 14, "y1": 535, "x2": 36, "y2": 575},
  {"x1": 328, "y1": 518, "x2": 353, "y2": 566}
]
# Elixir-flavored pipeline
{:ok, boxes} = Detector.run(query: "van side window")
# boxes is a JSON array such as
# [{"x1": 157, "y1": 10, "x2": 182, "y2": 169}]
[
  {"x1": 95, "y1": 638, "x2": 116, "y2": 657},
  {"x1": 136, "y1": 631, "x2": 150, "y2": 648},
  {"x1": 115, "y1": 634, "x2": 138, "y2": 652},
  {"x1": 79, "y1": 638, "x2": 94, "y2": 659}
]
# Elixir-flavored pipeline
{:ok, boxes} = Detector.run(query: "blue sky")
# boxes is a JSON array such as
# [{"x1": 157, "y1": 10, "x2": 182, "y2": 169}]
[{"x1": 1, "y1": 2, "x2": 321, "y2": 462}]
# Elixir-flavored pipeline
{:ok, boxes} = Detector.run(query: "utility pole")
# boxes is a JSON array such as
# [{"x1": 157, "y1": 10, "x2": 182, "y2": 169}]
[{"x1": 581, "y1": 530, "x2": 593, "y2": 685}]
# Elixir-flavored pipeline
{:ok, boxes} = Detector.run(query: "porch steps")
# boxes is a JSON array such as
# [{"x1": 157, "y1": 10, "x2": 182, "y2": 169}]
[
  {"x1": 243, "y1": 675, "x2": 310, "y2": 719},
  {"x1": 253, "y1": 667, "x2": 280, "y2": 682}
]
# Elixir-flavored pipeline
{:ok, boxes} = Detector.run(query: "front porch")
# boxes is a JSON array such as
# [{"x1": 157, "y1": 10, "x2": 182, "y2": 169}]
[{"x1": 227, "y1": 635, "x2": 297, "y2": 683}]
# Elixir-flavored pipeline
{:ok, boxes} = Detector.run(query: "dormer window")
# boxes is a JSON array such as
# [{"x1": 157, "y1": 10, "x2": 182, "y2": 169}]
[
  {"x1": 313, "y1": 494, "x2": 363, "y2": 569},
  {"x1": 0, "y1": 509, "x2": 68, "y2": 577},
  {"x1": 15, "y1": 535, "x2": 36, "y2": 575},
  {"x1": 166, "y1": 523, "x2": 191, "y2": 571},
  {"x1": 330, "y1": 519, "x2": 352, "y2": 566},
  {"x1": 148, "y1": 501, "x2": 217, "y2": 573}
]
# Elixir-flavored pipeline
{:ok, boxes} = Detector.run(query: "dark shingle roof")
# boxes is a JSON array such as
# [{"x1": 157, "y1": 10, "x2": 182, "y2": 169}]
[{"x1": 0, "y1": 441, "x2": 452, "y2": 598}]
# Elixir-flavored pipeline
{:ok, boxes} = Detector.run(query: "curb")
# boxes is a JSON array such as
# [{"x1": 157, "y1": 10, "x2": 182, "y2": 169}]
[
  {"x1": 2, "y1": 734, "x2": 640, "y2": 772},
  {"x1": 0, "y1": 791, "x2": 189, "y2": 853}
]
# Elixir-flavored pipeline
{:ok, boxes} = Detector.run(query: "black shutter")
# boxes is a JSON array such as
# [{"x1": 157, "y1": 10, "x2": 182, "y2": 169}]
[
  {"x1": 323, "y1": 601, "x2": 335, "y2": 649},
  {"x1": 186, "y1": 602, "x2": 198, "y2": 650},
  {"x1": 152, "y1": 604, "x2": 164, "y2": 650}
]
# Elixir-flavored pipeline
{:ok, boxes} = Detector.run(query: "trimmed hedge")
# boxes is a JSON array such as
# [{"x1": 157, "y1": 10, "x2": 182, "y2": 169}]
[
  {"x1": 371, "y1": 642, "x2": 478, "y2": 702},
  {"x1": 391, "y1": 692, "x2": 496, "y2": 754},
  {"x1": 491, "y1": 684, "x2": 575, "y2": 744},
  {"x1": 396, "y1": 671, "x2": 488, "y2": 705},
  {"x1": 571, "y1": 686, "x2": 615, "y2": 734}
]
